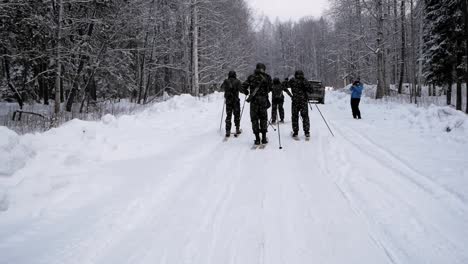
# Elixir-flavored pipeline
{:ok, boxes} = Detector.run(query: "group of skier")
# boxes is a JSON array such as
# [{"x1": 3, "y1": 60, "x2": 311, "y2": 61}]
[
  {"x1": 221, "y1": 62, "x2": 365, "y2": 146},
  {"x1": 221, "y1": 63, "x2": 313, "y2": 146}
]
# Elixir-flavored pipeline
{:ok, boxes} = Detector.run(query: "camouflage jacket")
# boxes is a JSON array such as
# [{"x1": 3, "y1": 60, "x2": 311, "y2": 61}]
[
  {"x1": 287, "y1": 77, "x2": 312, "y2": 102},
  {"x1": 241, "y1": 70, "x2": 272, "y2": 105},
  {"x1": 221, "y1": 77, "x2": 242, "y2": 103},
  {"x1": 272, "y1": 82, "x2": 293, "y2": 99}
]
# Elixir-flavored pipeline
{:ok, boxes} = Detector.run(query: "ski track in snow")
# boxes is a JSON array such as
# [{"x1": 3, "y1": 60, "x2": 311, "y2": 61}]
[{"x1": 0, "y1": 92, "x2": 467, "y2": 264}]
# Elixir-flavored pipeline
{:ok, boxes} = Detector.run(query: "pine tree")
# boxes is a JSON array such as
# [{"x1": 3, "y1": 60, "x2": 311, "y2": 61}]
[{"x1": 423, "y1": 0, "x2": 465, "y2": 108}]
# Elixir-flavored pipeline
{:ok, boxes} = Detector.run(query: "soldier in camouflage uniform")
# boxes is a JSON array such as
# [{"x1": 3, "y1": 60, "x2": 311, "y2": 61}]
[
  {"x1": 241, "y1": 63, "x2": 272, "y2": 145},
  {"x1": 287, "y1": 70, "x2": 312, "y2": 138},
  {"x1": 221, "y1": 71, "x2": 244, "y2": 137},
  {"x1": 271, "y1": 77, "x2": 292, "y2": 124}
]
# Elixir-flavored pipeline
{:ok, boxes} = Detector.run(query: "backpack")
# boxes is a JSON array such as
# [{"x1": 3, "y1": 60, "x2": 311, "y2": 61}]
[
  {"x1": 223, "y1": 79, "x2": 235, "y2": 100},
  {"x1": 246, "y1": 74, "x2": 266, "y2": 103},
  {"x1": 272, "y1": 84, "x2": 284, "y2": 99}
]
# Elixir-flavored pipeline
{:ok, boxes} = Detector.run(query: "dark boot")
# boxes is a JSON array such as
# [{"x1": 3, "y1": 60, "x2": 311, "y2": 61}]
[
  {"x1": 254, "y1": 133, "x2": 261, "y2": 145},
  {"x1": 261, "y1": 132, "x2": 268, "y2": 144},
  {"x1": 305, "y1": 132, "x2": 310, "y2": 138},
  {"x1": 236, "y1": 127, "x2": 242, "y2": 135},
  {"x1": 292, "y1": 131, "x2": 298, "y2": 137},
  {"x1": 225, "y1": 131, "x2": 230, "y2": 137}
]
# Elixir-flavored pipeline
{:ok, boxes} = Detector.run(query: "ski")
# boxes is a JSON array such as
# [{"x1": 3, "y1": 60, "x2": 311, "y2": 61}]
[
  {"x1": 291, "y1": 132, "x2": 300, "y2": 141},
  {"x1": 234, "y1": 129, "x2": 242, "y2": 137},
  {"x1": 251, "y1": 144, "x2": 267, "y2": 149},
  {"x1": 251, "y1": 144, "x2": 261, "y2": 150}
]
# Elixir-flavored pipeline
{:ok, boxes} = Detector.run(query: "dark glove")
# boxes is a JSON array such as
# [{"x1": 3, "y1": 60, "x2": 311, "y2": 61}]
[{"x1": 246, "y1": 94, "x2": 253, "y2": 103}]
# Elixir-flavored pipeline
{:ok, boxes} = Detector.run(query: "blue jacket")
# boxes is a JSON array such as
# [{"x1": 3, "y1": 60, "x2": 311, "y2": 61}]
[{"x1": 350, "y1": 84, "x2": 364, "y2": 98}]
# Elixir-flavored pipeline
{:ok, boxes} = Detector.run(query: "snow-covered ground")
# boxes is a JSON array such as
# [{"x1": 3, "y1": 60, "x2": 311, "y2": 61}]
[{"x1": 1, "y1": 91, "x2": 467, "y2": 264}]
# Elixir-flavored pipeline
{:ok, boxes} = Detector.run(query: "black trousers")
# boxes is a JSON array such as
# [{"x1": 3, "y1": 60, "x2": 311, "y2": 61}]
[
  {"x1": 271, "y1": 98, "x2": 284, "y2": 122},
  {"x1": 225, "y1": 100, "x2": 241, "y2": 132},
  {"x1": 351, "y1": 98, "x2": 361, "y2": 119},
  {"x1": 292, "y1": 100, "x2": 310, "y2": 133}
]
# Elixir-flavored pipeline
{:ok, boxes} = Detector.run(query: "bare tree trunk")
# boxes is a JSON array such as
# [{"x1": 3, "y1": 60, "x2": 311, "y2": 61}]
[
  {"x1": 54, "y1": 0, "x2": 63, "y2": 115},
  {"x1": 398, "y1": 0, "x2": 406, "y2": 94},
  {"x1": 393, "y1": 0, "x2": 399, "y2": 85},
  {"x1": 376, "y1": 0, "x2": 385, "y2": 99},
  {"x1": 184, "y1": 12, "x2": 191, "y2": 94},
  {"x1": 418, "y1": 1, "x2": 424, "y2": 99},
  {"x1": 143, "y1": 26, "x2": 157, "y2": 104},
  {"x1": 138, "y1": 0, "x2": 156, "y2": 104},
  {"x1": 464, "y1": 0, "x2": 468, "y2": 113},
  {"x1": 191, "y1": 0, "x2": 200, "y2": 96},
  {"x1": 447, "y1": 71, "x2": 453, "y2": 106},
  {"x1": 2, "y1": 48, "x2": 24, "y2": 109},
  {"x1": 456, "y1": 80, "x2": 462, "y2": 111},
  {"x1": 41, "y1": 63, "x2": 49, "y2": 105},
  {"x1": 66, "y1": 12, "x2": 95, "y2": 112},
  {"x1": 410, "y1": 0, "x2": 417, "y2": 104},
  {"x1": 384, "y1": 0, "x2": 391, "y2": 95},
  {"x1": 456, "y1": 51, "x2": 463, "y2": 110},
  {"x1": 355, "y1": 0, "x2": 362, "y2": 77}
]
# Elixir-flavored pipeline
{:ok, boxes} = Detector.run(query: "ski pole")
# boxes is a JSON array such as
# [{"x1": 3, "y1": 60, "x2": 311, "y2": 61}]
[
  {"x1": 277, "y1": 117, "x2": 283, "y2": 149},
  {"x1": 268, "y1": 118, "x2": 277, "y2": 131},
  {"x1": 239, "y1": 95, "x2": 247, "y2": 123},
  {"x1": 219, "y1": 99, "x2": 225, "y2": 133},
  {"x1": 313, "y1": 103, "x2": 335, "y2": 137}
]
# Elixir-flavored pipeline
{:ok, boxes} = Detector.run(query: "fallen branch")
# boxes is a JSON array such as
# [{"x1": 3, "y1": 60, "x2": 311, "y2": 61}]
[{"x1": 12, "y1": 110, "x2": 46, "y2": 121}]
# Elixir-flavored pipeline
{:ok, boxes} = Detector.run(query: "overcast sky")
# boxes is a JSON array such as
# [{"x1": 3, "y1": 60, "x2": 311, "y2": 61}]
[{"x1": 246, "y1": 0, "x2": 329, "y2": 22}]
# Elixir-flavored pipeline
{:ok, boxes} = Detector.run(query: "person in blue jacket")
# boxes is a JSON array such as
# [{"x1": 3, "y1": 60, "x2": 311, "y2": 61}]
[{"x1": 349, "y1": 79, "x2": 363, "y2": 119}]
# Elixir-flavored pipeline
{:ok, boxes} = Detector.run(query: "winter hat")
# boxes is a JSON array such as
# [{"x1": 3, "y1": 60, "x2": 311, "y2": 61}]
[
  {"x1": 228, "y1": 71, "x2": 236, "y2": 78},
  {"x1": 256, "y1": 63, "x2": 266, "y2": 72},
  {"x1": 294, "y1": 70, "x2": 304, "y2": 79}
]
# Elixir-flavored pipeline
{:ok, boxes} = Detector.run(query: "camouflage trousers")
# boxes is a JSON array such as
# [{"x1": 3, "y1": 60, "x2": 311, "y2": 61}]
[
  {"x1": 291, "y1": 100, "x2": 310, "y2": 133},
  {"x1": 250, "y1": 102, "x2": 268, "y2": 134},
  {"x1": 225, "y1": 100, "x2": 240, "y2": 133}
]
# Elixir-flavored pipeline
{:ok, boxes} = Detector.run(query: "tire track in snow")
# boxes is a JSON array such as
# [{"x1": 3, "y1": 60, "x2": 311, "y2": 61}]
[
  {"x1": 70, "y1": 133, "x2": 223, "y2": 264},
  {"x1": 331, "y1": 121, "x2": 468, "y2": 264},
  {"x1": 276, "y1": 123, "x2": 393, "y2": 264},
  {"x1": 326, "y1": 135, "x2": 399, "y2": 264},
  {"x1": 314, "y1": 128, "x2": 398, "y2": 264},
  {"x1": 340, "y1": 123, "x2": 468, "y2": 210},
  {"x1": 179, "y1": 141, "x2": 249, "y2": 264},
  {"x1": 99, "y1": 135, "x2": 238, "y2": 264}
]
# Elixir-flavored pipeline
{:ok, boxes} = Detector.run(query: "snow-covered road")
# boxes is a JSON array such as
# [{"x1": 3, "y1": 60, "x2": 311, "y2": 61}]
[{"x1": 1, "y1": 91, "x2": 467, "y2": 264}]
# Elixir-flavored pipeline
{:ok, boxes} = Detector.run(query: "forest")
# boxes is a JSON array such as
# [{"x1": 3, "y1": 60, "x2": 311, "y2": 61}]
[{"x1": 1, "y1": 0, "x2": 467, "y2": 125}]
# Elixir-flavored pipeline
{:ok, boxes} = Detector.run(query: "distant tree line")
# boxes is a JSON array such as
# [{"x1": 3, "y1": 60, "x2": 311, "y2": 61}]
[
  {"x1": 254, "y1": 0, "x2": 467, "y2": 113},
  {"x1": 0, "y1": 0, "x2": 255, "y2": 114},
  {"x1": 1, "y1": 0, "x2": 467, "y2": 114}
]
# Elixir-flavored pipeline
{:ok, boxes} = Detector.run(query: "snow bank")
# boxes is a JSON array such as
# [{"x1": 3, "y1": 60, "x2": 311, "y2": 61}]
[
  {"x1": 327, "y1": 90, "x2": 467, "y2": 139},
  {"x1": 0, "y1": 127, "x2": 35, "y2": 177},
  {"x1": 0, "y1": 127, "x2": 35, "y2": 211},
  {"x1": 0, "y1": 93, "x2": 220, "y2": 213},
  {"x1": 402, "y1": 104, "x2": 467, "y2": 134}
]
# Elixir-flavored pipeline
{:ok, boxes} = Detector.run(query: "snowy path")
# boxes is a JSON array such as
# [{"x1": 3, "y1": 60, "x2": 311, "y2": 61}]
[{"x1": 1, "y1": 92, "x2": 467, "y2": 264}]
